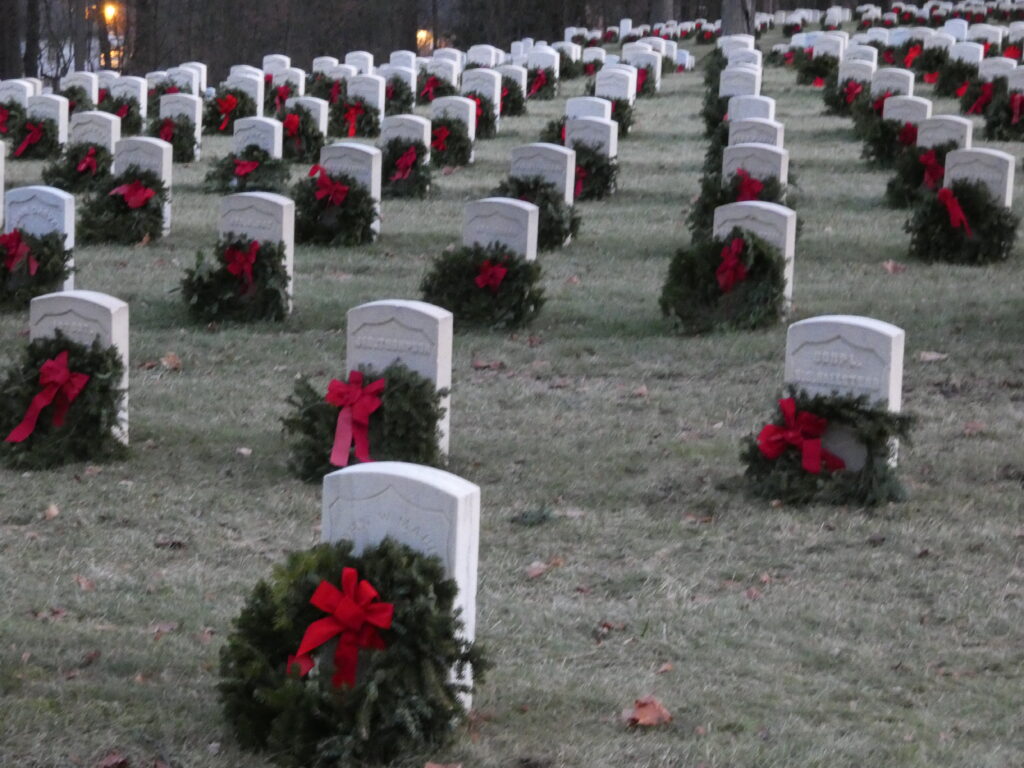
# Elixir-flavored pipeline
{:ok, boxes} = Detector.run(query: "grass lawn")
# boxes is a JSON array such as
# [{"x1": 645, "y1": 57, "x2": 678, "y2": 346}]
[{"x1": 2, "y1": 30, "x2": 1024, "y2": 768}]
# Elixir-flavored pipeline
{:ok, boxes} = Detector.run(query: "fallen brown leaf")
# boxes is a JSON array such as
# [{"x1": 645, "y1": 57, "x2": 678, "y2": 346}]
[
  {"x1": 138, "y1": 360, "x2": 159, "y2": 370},
  {"x1": 150, "y1": 621, "x2": 179, "y2": 639},
  {"x1": 74, "y1": 574, "x2": 96, "y2": 592},
  {"x1": 882, "y1": 260, "x2": 907, "y2": 274},
  {"x1": 160, "y1": 353, "x2": 182, "y2": 371},
  {"x1": 527, "y1": 335, "x2": 543, "y2": 347},
  {"x1": 197, "y1": 627, "x2": 216, "y2": 644},
  {"x1": 657, "y1": 662, "x2": 674, "y2": 674},
  {"x1": 471, "y1": 358, "x2": 506, "y2": 370},
  {"x1": 81, "y1": 649, "x2": 101, "y2": 667},
  {"x1": 441, "y1": 166, "x2": 456, "y2": 176},
  {"x1": 84, "y1": 465, "x2": 103, "y2": 476},
  {"x1": 97, "y1": 751, "x2": 130, "y2": 768},
  {"x1": 631, "y1": 385, "x2": 649, "y2": 398},
  {"x1": 565, "y1": 274, "x2": 581, "y2": 285},
  {"x1": 43, "y1": 503, "x2": 60, "y2": 520},
  {"x1": 154, "y1": 536, "x2": 187, "y2": 550},
  {"x1": 236, "y1": 447, "x2": 253, "y2": 457},
  {"x1": 623, "y1": 696, "x2": 672, "y2": 727},
  {"x1": 867, "y1": 534, "x2": 887, "y2": 547},
  {"x1": 963, "y1": 420, "x2": 986, "y2": 436},
  {"x1": 525, "y1": 555, "x2": 565, "y2": 579},
  {"x1": 745, "y1": 587, "x2": 763, "y2": 601},
  {"x1": 917, "y1": 350, "x2": 948, "y2": 362},
  {"x1": 424, "y1": 763, "x2": 462, "y2": 768}
]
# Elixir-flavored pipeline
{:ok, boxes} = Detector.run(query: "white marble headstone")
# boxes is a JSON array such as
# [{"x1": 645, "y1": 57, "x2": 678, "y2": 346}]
[
  {"x1": 943, "y1": 147, "x2": 1014, "y2": 207},
  {"x1": 565, "y1": 116, "x2": 618, "y2": 157},
  {"x1": 114, "y1": 137, "x2": 172, "y2": 234},
  {"x1": 319, "y1": 142, "x2": 382, "y2": 236},
  {"x1": 70, "y1": 110, "x2": 120, "y2": 152},
  {"x1": 463, "y1": 197, "x2": 539, "y2": 261},
  {"x1": 233, "y1": 116, "x2": 283, "y2": 157},
  {"x1": 722, "y1": 143, "x2": 789, "y2": 186},
  {"x1": 219, "y1": 192, "x2": 295, "y2": 309},
  {"x1": 510, "y1": 143, "x2": 576, "y2": 205},
  {"x1": 713, "y1": 201, "x2": 797, "y2": 309}
]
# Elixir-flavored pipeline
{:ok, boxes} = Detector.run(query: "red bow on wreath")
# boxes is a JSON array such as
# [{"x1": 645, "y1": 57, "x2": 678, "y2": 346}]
[
  {"x1": 903, "y1": 44, "x2": 922, "y2": 68},
  {"x1": 584, "y1": 62, "x2": 596, "y2": 76},
  {"x1": 14, "y1": 122, "x2": 44, "y2": 158},
  {"x1": 165, "y1": 85, "x2": 180, "y2": 95},
  {"x1": 110, "y1": 180, "x2": 155, "y2": 209},
  {"x1": 844, "y1": 80, "x2": 863, "y2": 104},
  {"x1": 4, "y1": 351, "x2": 90, "y2": 444},
  {"x1": 76, "y1": 146, "x2": 99, "y2": 175},
  {"x1": 883, "y1": 50, "x2": 895, "y2": 64},
  {"x1": 756, "y1": 397, "x2": 846, "y2": 474},
  {"x1": 0, "y1": 230, "x2": 38, "y2": 275},
  {"x1": 283, "y1": 112, "x2": 302, "y2": 152},
  {"x1": 501, "y1": 86, "x2": 509, "y2": 108},
  {"x1": 224, "y1": 240, "x2": 260, "y2": 290},
  {"x1": 923, "y1": 71, "x2": 939, "y2": 84},
  {"x1": 216, "y1": 93, "x2": 238, "y2": 131},
  {"x1": 116, "y1": 103, "x2": 130, "y2": 119},
  {"x1": 872, "y1": 90, "x2": 892, "y2": 116},
  {"x1": 559, "y1": 122, "x2": 566, "y2": 142},
  {"x1": 955, "y1": 80, "x2": 970, "y2": 98},
  {"x1": 527, "y1": 69, "x2": 548, "y2": 96},
  {"x1": 309, "y1": 164, "x2": 350, "y2": 206},
  {"x1": 431, "y1": 125, "x2": 449, "y2": 151},
  {"x1": 274, "y1": 84, "x2": 292, "y2": 112},
  {"x1": 98, "y1": 88, "x2": 109, "y2": 104},
  {"x1": 386, "y1": 83, "x2": 396, "y2": 102},
  {"x1": 715, "y1": 237, "x2": 748, "y2": 293},
  {"x1": 967, "y1": 81, "x2": 994, "y2": 114},
  {"x1": 918, "y1": 150, "x2": 944, "y2": 189},
  {"x1": 783, "y1": 51, "x2": 795, "y2": 66},
  {"x1": 734, "y1": 168, "x2": 763, "y2": 202},
  {"x1": 1012, "y1": 92, "x2": 1024, "y2": 124},
  {"x1": 637, "y1": 68, "x2": 648, "y2": 92},
  {"x1": 1005, "y1": 44, "x2": 1022, "y2": 60},
  {"x1": 286, "y1": 568, "x2": 394, "y2": 688},
  {"x1": 329, "y1": 80, "x2": 342, "y2": 105},
  {"x1": 812, "y1": 76, "x2": 825, "y2": 88},
  {"x1": 937, "y1": 187, "x2": 972, "y2": 237},
  {"x1": 0, "y1": 106, "x2": 10, "y2": 134},
  {"x1": 234, "y1": 158, "x2": 260, "y2": 176},
  {"x1": 468, "y1": 94, "x2": 483, "y2": 121},
  {"x1": 475, "y1": 259, "x2": 508, "y2": 294},
  {"x1": 420, "y1": 75, "x2": 442, "y2": 101},
  {"x1": 574, "y1": 165, "x2": 587, "y2": 198},
  {"x1": 324, "y1": 370, "x2": 386, "y2": 467},
  {"x1": 342, "y1": 101, "x2": 365, "y2": 137},
  {"x1": 897, "y1": 122, "x2": 917, "y2": 146},
  {"x1": 158, "y1": 118, "x2": 175, "y2": 143},
  {"x1": 388, "y1": 145, "x2": 417, "y2": 181}
]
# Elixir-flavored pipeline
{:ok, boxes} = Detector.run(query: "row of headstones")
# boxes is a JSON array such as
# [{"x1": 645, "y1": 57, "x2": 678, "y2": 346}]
[{"x1": 780, "y1": 15, "x2": 1024, "y2": 50}]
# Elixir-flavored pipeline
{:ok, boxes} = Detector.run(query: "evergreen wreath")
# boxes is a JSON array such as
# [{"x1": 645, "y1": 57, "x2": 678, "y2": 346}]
[
  {"x1": 984, "y1": 84, "x2": 1024, "y2": 140},
  {"x1": 203, "y1": 87, "x2": 257, "y2": 135},
  {"x1": 218, "y1": 537, "x2": 489, "y2": 767},
  {"x1": 147, "y1": 114, "x2": 197, "y2": 162},
  {"x1": 0, "y1": 331, "x2": 125, "y2": 471},
  {"x1": 78, "y1": 166, "x2": 168, "y2": 245},
  {"x1": 538, "y1": 116, "x2": 566, "y2": 144},
  {"x1": 293, "y1": 168, "x2": 378, "y2": 246},
  {"x1": 610, "y1": 98, "x2": 635, "y2": 137},
  {"x1": 180, "y1": 233, "x2": 289, "y2": 322},
  {"x1": 637, "y1": 64, "x2": 657, "y2": 97},
  {"x1": 281, "y1": 105, "x2": 325, "y2": 164},
  {"x1": 822, "y1": 74, "x2": 869, "y2": 116},
  {"x1": 98, "y1": 95, "x2": 144, "y2": 135},
  {"x1": 381, "y1": 138, "x2": 431, "y2": 199},
  {"x1": 0, "y1": 99, "x2": 26, "y2": 141},
  {"x1": 526, "y1": 66, "x2": 557, "y2": 100},
  {"x1": 701, "y1": 90, "x2": 729, "y2": 138},
  {"x1": 741, "y1": 387, "x2": 914, "y2": 506},
  {"x1": 500, "y1": 76, "x2": 527, "y2": 116},
  {"x1": 429, "y1": 117, "x2": 472, "y2": 168},
  {"x1": 416, "y1": 72, "x2": 458, "y2": 103},
  {"x1": 282, "y1": 362, "x2": 446, "y2": 481},
  {"x1": 883, "y1": 140, "x2": 957, "y2": 208},
  {"x1": 702, "y1": 48, "x2": 727, "y2": 90},
  {"x1": 0, "y1": 229, "x2": 73, "y2": 310},
  {"x1": 147, "y1": 81, "x2": 189, "y2": 116},
  {"x1": 307, "y1": 74, "x2": 347, "y2": 107},
  {"x1": 384, "y1": 76, "x2": 414, "y2": 115},
  {"x1": 265, "y1": 82, "x2": 298, "y2": 116},
  {"x1": 796, "y1": 53, "x2": 838, "y2": 85},
  {"x1": 571, "y1": 141, "x2": 617, "y2": 200},
  {"x1": 782, "y1": 22, "x2": 804, "y2": 36},
  {"x1": 861, "y1": 117, "x2": 916, "y2": 166},
  {"x1": 661, "y1": 55, "x2": 676, "y2": 76},
  {"x1": 492, "y1": 175, "x2": 581, "y2": 251},
  {"x1": 463, "y1": 92, "x2": 497, "y2": 139},
  {"x1": 582, "y1": 59, "x2": 604, "y2": 78},
  {"x1": 696, "y1": 27, "x2": 719, "y2": 44},
  {"x1": 59, "y1": 85, "x2": 94, "y2": 115},
  {"x1": 420, "y1": 242, "x2": 545, "y2": 328},
  {"x1": 904, "y1": 179, "x2": 1019, "y2": 265},
  {"x1": 686, "y1": 171, "x2": 788, "y2": 244},
  {"x1": 203, "y1": 145, "x2": 292, "y2": 194},
  {"x1": 559, "y1": 52, "x2": 583, "y2": 80},
  {"x1": 934, "y1": 59, "x2": 978, "y2": 98},
  {"x1": 660, "y1": 227, "x2": 786, "y2": 334},
  {"x1": 329, "y1": 96, "x2": 381, "y2": 138},
  {"x1": 41, "y1": 142, "x2": 113, "y2": 193},
  {"x1": 10, "y1": 117, "x2": 59, "y2": 160},
  {"x1": 957, "y1": 77, "x2": 998, "y2": 116},
  {"x1": 911, "y1": 46, "x2": 948, "y2": 76}
]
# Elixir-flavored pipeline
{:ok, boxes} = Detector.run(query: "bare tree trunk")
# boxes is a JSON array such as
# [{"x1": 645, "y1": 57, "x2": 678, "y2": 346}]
[
  {"x1": 652, "y1": 0, "x2": 674, "y2": 23},
  {"x1": 0, "y1": 0, "x2": 21, "y2": 78},
  {"x1": 72, "y1": 0, "x2": 88, "y2": 70},
  {"x1": 97, "y1": 11, "x2": 112, "y2": 69},
  {"x1": 23, "y1": 0, "x2": 40, "y2": 76},
  {"x1": 721, "y1": 0, "x2": 754, "y2": 34}
]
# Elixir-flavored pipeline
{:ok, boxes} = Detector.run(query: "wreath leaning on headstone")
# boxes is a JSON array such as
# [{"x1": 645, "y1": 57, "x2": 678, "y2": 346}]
[
  {"x1": 10, "y1": 117, "x2": 59, "y2": 160},
  {"x1": 538, "y1": 116, "x2": 566, "y2": 144},
  {"x1": 700, "y1": 90, "x2": 729, "y2": 138},
  {"x1": 148, "y1": 114, "x2": 197, "y2": 162},
  {"x1": 934, "y1": 58, "x2": 978, "y2": 98},
  {"x1": 293, "y1": 166, "x2": 378, "y2": 246},
  {"x1": 904, "y1": 178, "x2": 1019, "y2": 265},
  {"x1": 740, "y1": 388, "x2": 914, "y2": 506},
  {"x1": 983, "y1": 83, "x2": 1024, "y2": 140},
  {"x1": 559, "y1": 52, "x2": 583, "y2": 80},
  {"x1": 571, "y1": 141, "x2": 618, "y2": 200},
  {"x1": 180, "y1": 232, "x2": 289, "y2": 322},
  {"x1": 203, "y1": 145, "x2": 292, "y2": 194},
  {"x1": 307, "y1": 73, "x2": 347, "y2": 106},
  {"x1": 98, "y1": 95, "x2": 144, "y2": 135},
  {"x1": 463, "y1": 92, "x2": 497, "y2": 139},
  {"x1": 416, "y1": 72, "x2": 458, "y2": 103},
  {"x1": 59, "y1": 85, "x2": 94, "y2": 115},
  {"x1": 958, "y1": 76, "x2": 1001, "y2": 117},
  {"x1": 0, "y1": 100, "x2": 26, "y2": 141},
  {"x1": 0, "y1": 331, "x2": 126, "y2": 471},
  {"x1": 147, "y1": 82, "x2": 188, "y2": 116},
  {"x1": 203, "y1": 87, "x2": 257, "y2": 135},
  {"x1": 381, "y1": 138, "x2": 431, "y2": 199},
  {"x1": 77, "y1": 166, "x2": 169, "y2": 245},
  {"x1": 883, "y1": 140, "x2": 957, "y2": 208},
  {"x1": 218, "y1": 537, "x2": 489, "y2": 768},
  {"x1": 500, "y1": 76, "x2": 527, "y2": 116},
  {"x1": 860, "y1": 115, "x2": 916, "y2": 166},
  {"x1": 526, "y1": 67, "x2": 557, "y2": 100},
  {"x1": 492, "y1": 175, "x2": 581, "y2": 251},
  {"x1": 822, "y1": 74, "x2": 869, "y2": 116},
  {"x1": 610, "y1": 98, "x2": 635, "y2": 137},
  {"x1": 281, "y1": 104, "x2": 326, "y2": 164},
  {"x1": 637, "y1": 64, "x2": 657, "y2": 97},
  {"x1": 660, "y1": 227, "x2": 787, "y2": 334},
  {"x1": 329, "y1": 96, "x2": 381, "y2": 138},
  {"x1": 282, "y1": 361, "x2": 447, "y2": 481},
  {"x1": 796, "y1": 53, "x2": 838, "y2": 85},
  {"x1": 385, "y1": 76, "x2": 414, "y2": 115},
  {"x1": 41, "y1": 142, "x2": 114, "y2": 193},
  {"x1": 429, "y1": 117, "x2": 473, "y2": 168},
  {"x1": 420, "y1": 241, "x2": 545, "y2": 329},
  {"x1": 0, "y1": 229, "x2": 73, "y2": 310}
]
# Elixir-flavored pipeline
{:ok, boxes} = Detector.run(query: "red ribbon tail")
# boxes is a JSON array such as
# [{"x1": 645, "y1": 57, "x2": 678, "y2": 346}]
[
  {"x1": 332, "y1": 637, "x2": 360, "y2": 688},
  {"x1": 330, "y1": 407, "x2": 354, "y2": 467},
  {"x1": 802, "y1": 437, "x2": 823, "y2": 474},
  {"x1": 5, "y1": 385, "x2": 58, "y2": 443},
  {"x1": 351, "y1": 416, "x2": 373, "y2": 463}
]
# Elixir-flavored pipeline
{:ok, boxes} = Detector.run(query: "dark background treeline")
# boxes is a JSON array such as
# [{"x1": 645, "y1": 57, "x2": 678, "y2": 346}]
[{"x1": 0, "y1": 0, "x2": 852, "y2": 82}]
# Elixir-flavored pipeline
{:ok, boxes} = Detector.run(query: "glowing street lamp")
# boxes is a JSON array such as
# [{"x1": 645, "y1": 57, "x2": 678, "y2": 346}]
[{"x1": 103, "y1": 2, "x2": 119, "y2": 23}]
